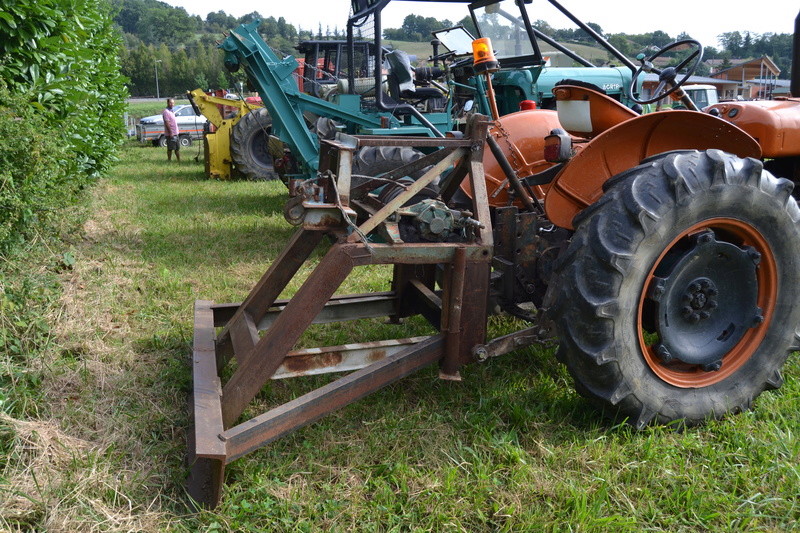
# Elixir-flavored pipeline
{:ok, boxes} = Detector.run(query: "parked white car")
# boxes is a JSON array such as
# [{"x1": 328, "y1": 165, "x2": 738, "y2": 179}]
[{"x1": 137, "y1": 105, "x2": 207, "y2": 147}]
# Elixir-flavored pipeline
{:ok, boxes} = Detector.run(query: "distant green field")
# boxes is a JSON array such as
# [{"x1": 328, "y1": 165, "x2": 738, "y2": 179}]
[
  {"x1": 127, "y1": 99, "x2": 191, "y2": 122},
  {"x1": 382, "y1": 39, "x2": 440, "y2": 64}
]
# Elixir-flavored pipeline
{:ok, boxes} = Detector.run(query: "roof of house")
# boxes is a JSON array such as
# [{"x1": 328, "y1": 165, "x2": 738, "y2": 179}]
[{"x1": 711, "y1": 56, "x2": 781, "y2": 80}]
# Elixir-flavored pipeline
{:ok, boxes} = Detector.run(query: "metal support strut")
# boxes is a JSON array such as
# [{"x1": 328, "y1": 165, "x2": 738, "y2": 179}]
[{"x1": 187, "y1": 117, "x2": 493, "y2": 508}]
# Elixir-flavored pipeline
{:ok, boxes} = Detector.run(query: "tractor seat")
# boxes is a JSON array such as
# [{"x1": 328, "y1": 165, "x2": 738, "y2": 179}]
[{"x1": 385, "y1": 50, "x2": 442, "y2": 103}]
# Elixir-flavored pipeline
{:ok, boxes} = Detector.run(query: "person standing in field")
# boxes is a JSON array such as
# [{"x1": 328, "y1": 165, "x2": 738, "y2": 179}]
[{"x1": 162, "y1": 98, "x2": 180, "y2": 162}]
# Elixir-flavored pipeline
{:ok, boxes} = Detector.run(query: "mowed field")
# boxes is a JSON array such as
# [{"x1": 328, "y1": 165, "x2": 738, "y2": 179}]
[{"x1": 1, "y1": 102, "x2": 799, "y2": 530}]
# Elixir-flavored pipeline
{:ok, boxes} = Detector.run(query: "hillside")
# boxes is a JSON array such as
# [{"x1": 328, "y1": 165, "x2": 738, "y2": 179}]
[{"x1": 113, "y1": 0, "x2": 793, "y2": 96}]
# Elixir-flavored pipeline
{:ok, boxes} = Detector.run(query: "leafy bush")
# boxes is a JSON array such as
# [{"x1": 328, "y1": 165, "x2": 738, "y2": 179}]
[
  {"x1": 0, "y1": 0, "x2": 127, "y2": 252},
  {"x1": 0, "y1": 89, "x2": 75, "y2": 250}
]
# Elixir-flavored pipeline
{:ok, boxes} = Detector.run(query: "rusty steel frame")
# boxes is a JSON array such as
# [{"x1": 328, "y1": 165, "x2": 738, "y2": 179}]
[{"x1": 188, "y1": 117, "x2": 494, "y2": 508}]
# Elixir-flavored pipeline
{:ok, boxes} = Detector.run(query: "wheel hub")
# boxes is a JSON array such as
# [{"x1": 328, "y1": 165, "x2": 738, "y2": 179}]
[
  {"x1": 680, "y1": 278, "x2": 718, "y2": 323},
  {"x1": 648, "y1": 230, "x2": 762, "y2": 369}
]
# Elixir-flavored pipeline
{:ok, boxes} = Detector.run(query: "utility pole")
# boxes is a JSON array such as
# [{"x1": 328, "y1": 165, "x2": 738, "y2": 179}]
[{"x1": 155, "y1": 59, "x2": 162, "y2": 99}]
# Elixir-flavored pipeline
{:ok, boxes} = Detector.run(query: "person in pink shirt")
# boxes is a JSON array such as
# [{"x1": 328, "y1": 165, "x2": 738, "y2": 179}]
[{"x1": 161, "y1": 98, "x2": 180, "y2": 162}]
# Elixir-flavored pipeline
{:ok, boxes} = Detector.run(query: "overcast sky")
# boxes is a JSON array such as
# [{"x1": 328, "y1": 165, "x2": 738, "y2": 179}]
[{"x1": 163, "y1": 0, "x2": 797, "y2": 51}]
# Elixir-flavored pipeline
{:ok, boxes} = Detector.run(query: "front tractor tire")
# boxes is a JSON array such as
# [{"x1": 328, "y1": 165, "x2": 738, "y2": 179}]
[
  {"x1": 230, "y1": 108, "x2": 277, "y2": 180},
  {"x1": 551, "y1": 150, "x2": 800, "y2": 428}
]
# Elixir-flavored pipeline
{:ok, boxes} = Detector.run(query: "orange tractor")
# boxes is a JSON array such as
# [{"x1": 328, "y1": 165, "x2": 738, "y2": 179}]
[{"x1": 188, "y1": 0, "x2": 800, "y2": 507}]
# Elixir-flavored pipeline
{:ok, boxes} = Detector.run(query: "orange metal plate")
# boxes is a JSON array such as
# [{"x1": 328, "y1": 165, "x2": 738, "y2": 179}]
[
  {"x1": 707, "y1": 98, "x2": 800, "y2": 158},
  {"x1": 545, "y1": 111, "x2": 762, "y2": 230}
]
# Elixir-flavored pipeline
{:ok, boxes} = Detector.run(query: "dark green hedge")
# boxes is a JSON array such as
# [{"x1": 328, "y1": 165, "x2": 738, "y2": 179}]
[{"x1": 0, "y1": 0, "x2": 127, "y2": 252}]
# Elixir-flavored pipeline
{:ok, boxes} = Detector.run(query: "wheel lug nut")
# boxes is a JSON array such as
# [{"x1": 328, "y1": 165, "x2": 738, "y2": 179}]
[
  {"x1": 655, "y1": 344, "x2": 673, "y2": 363},
  {"x1": 681, "y1": 306, "x2": 693, "y2": 317},
  {"x1": 708, "y1": 299, "x2": 718, "y2": 310},
  {"x1": 689, "y1": 282, "x2": 701, "y2": 292},
  {"x1": 699, "y1": 311, "x2": 711, "y2": 320},
  {"x1": 689, "y1": 312, "x2": 701, "y2": 323},
  {"x1": 752, "y1": 308, "x2": 764, "y2": 326},
  {"x1": 745, "y1": 247, "x2": 761, "y2": 265},
  {"x1": 697, "y1": 231, "x2": 714, "y2": 244},
  {"x1": 700, "y1": 279, "x2": 711, "y2": 289},
  {"x1": 708, "y1": 287, "x2": 718, "y2": 296},
  {"x1": 702, "y1": 360, "x2": 722, "y2": 372}
]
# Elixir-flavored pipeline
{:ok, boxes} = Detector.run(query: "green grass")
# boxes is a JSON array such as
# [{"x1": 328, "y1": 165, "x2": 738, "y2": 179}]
[{"x1": 1, "y1": 133, "x2": 799, "y2": 531}]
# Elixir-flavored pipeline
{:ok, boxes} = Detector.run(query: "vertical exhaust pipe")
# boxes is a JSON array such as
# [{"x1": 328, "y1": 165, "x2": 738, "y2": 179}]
[{"x1": 792, "y1": 10, "x2": 800, "y2": 97}]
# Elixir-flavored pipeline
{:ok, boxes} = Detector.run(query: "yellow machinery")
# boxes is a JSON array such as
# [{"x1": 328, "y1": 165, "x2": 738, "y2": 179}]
[{"x1": 186, "y1": 89, "x2": 274, "y2": 180}]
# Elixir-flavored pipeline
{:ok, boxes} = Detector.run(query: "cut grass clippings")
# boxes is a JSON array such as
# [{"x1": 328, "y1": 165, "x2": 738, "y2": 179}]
[{"x1": 0, "y1": 131, "x2": 799, "y2": 531}]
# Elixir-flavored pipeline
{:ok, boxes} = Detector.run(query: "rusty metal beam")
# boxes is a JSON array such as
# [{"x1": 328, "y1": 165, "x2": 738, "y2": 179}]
[
  {"x1": 466, "y1": 120, "x2": 494, "y2": 247},
  {"x1": 407, "y1": 278, "x2": 443, "y2": 329},
  {"x1": 190, "y1": 301, "x2": 226, "y2": 460},
  {"x1": 221, "y1": 335, "x2": 445, "y2": 463},
  {"x1": 229, "y1": 311, "x2": 258, "y2": 365},
  {"x1": 364, "y1": 242, "x2": 491, "y2": 264},
  {"x1": 211, "y1": 292, "x2": 399, "y2": 328},
  {"x1": 187, "y1": 300, "x2": 226, "y2": 508},
  {"x1": 391, "y1": 264, "x2": 436, "y2": 321},
  {"x1": 274, "y1": 336, "x2": 431, "y2": 379},
  {"x1": 455, "y1": 260, "x2": 490, "y2": 367},
  {"x1": 216, "y1": 229, "x2": 324, "y2": 367},
  {"x1": 439, "y1": 156, "x2": 471, "y2": 203},
  {"x1": 259, "y1": 292, "x2": 397, "y2": 330},
  {"x1": 221, "y1": 244, "x2": 361, "y2": 426},
  {"x1": 440, "y1": 248, "x2": 467, "y2": 378}
]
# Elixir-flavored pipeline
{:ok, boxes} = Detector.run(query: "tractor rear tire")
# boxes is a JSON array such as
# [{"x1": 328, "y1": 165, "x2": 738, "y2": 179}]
[
  {"x1": 550, "y1": 150, "x2": 800, "y2": 428},
  {"x1": 352, "y1": 145, "x2": 427, "y2": 180},
  {"x1": 230, "y1": 108, "x2": 278, "y2": 180},
  {"x1": 352, "y1": 146, "x2": 438, "y2": 206}
]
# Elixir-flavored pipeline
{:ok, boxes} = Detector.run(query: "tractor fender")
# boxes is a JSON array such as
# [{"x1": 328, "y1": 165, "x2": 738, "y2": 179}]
[{"x1": 545, "y1": 110, "x2": 762, "y2": 230}]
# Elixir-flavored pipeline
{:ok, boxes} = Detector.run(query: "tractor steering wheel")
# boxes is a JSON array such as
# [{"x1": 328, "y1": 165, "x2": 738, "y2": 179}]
[{"x1": 629, "y1": 39, "x2": 704, "y2": 105}]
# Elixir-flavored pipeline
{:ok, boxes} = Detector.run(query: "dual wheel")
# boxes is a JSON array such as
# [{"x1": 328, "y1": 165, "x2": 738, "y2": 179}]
[{"x1": 550, "y1": 150, "x2": 800, "y2": 427}]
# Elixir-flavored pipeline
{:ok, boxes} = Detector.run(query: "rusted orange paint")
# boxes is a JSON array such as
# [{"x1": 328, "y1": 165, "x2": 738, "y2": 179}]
[{"x1": 282, "y1": 352, "x2": 344, "y2": 373}]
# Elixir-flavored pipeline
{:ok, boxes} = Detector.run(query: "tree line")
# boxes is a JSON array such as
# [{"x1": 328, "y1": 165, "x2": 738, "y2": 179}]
[{"x1": 114, "y1": 0, "x2": 794, "y2": 97}]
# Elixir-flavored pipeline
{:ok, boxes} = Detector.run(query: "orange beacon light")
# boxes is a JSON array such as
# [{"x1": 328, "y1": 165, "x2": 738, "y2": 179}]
[
  {"x1": 471, "y1": 37, "x2": 499, "y2": 74},
  {"x1": 472, "y1": 37, "x2": 500, "y2": 119}
]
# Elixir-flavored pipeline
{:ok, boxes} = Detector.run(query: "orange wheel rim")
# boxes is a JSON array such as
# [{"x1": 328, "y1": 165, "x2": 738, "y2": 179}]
[{"x1": 637, "y1": 218, "x2": 777, "y2": 388}]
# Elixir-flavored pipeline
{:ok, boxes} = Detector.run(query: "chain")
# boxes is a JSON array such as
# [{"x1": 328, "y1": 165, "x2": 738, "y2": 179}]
[
  {"x1": 493, "y1": 118, "x2": 523, "y2": 171},
  {"x1": 326, "y1": 170, "x2": 374, "y2": 253}
]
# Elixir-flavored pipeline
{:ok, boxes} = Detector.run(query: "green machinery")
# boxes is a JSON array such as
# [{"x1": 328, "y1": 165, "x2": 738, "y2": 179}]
[{"x1": 218, "y1": 0, "x2": 643, "y2": 183}]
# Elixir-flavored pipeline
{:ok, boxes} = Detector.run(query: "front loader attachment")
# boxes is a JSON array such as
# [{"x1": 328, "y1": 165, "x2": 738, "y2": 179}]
[{"x1": 187, "y1": 117, "x2": 496, "y2": 508}]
